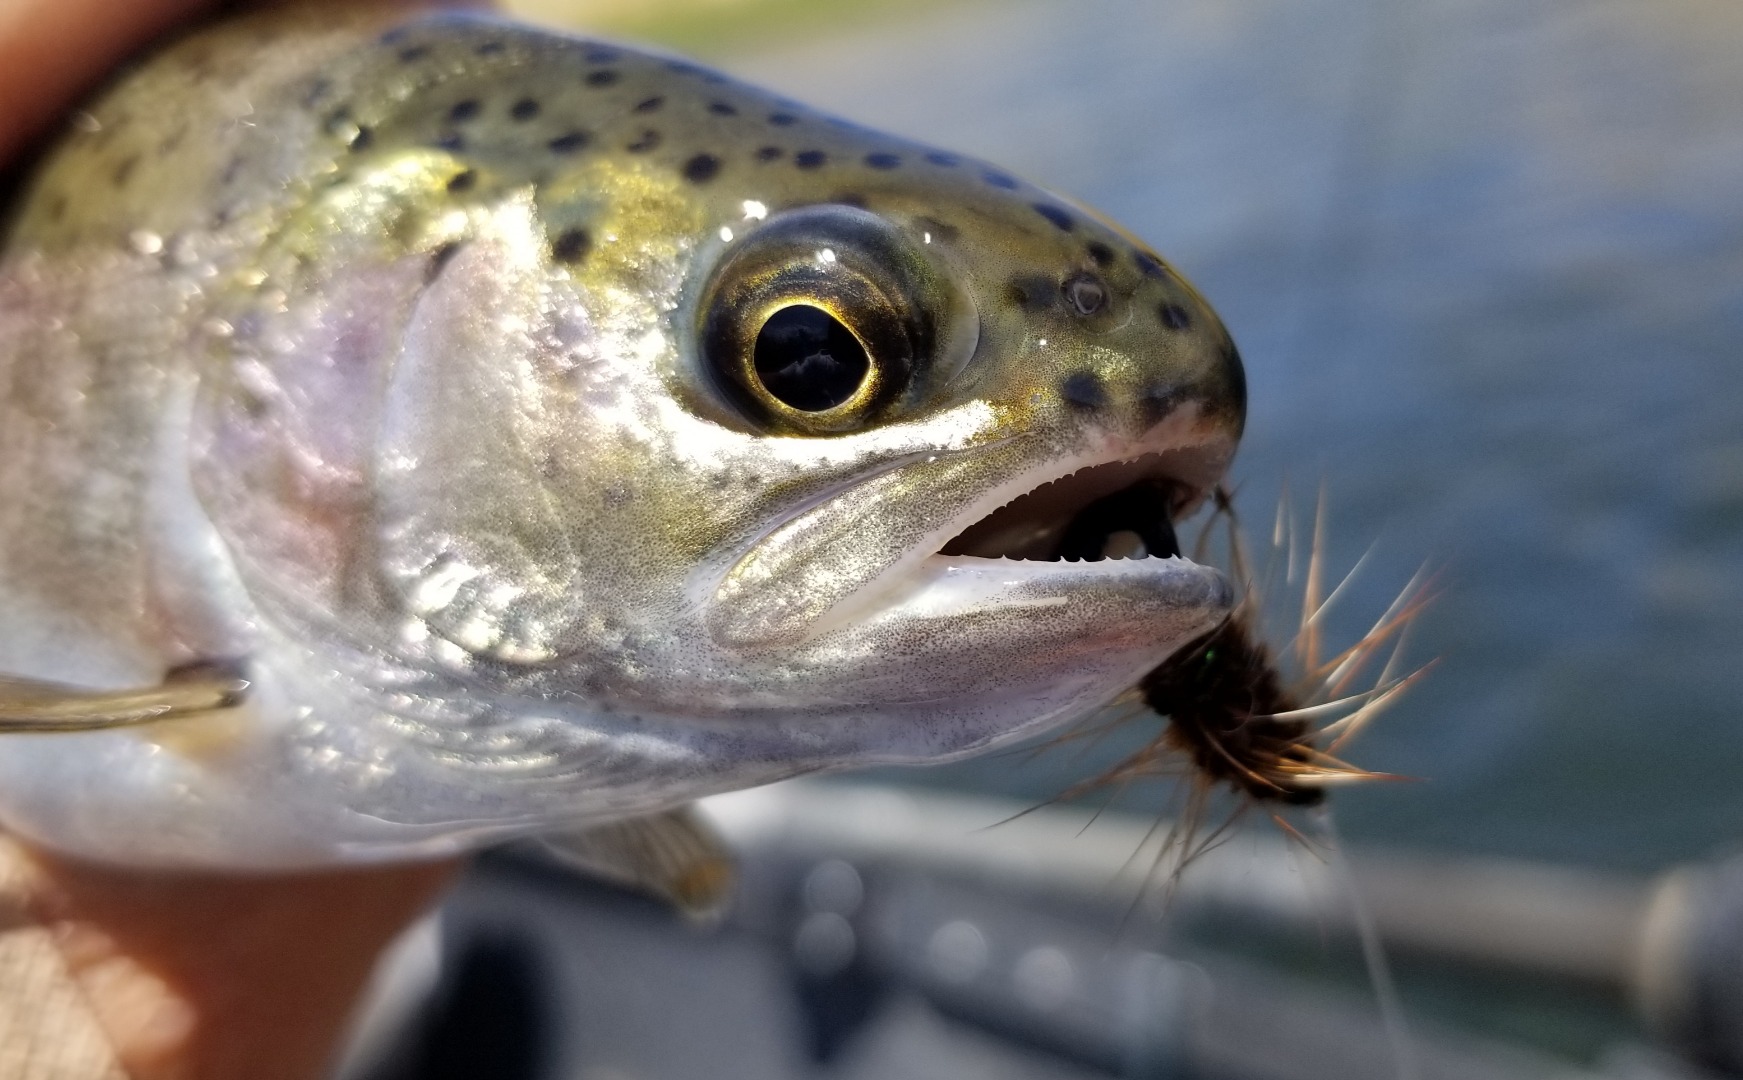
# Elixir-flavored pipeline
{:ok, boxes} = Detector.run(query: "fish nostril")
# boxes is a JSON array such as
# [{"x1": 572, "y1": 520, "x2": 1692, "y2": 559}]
[
  {"x1": 1158, "y1": 302, "x2": 1192, "y2": 331},
  {"x1": 1062, "y1": 272, "x2": 1107, "y2": 316}
]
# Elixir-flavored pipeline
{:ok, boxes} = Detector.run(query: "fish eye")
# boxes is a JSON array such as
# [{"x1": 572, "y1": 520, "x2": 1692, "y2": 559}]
[
  {"x1": 753, "y1": 304, "x2": 872, "y2": 412},
  {"x1": 697, "y1": 204, "x2": 975, "y2": 435}
]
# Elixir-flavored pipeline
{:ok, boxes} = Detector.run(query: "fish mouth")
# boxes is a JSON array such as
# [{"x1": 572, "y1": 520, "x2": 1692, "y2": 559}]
[
  {"x1": 708, "y1": 403, "x2": 1236, "y2": 649},
  {"x1": 937, "y1": 454, "x2": 1192, "y2": 564}
]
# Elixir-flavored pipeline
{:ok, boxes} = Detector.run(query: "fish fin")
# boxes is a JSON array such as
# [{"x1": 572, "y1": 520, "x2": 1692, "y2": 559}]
[
  {"x1": 536, "y1": 806, "x2": 736, "y2": 921},
  {"x1": 0, "y1": 663, "x2": 249, "y2": 733}
]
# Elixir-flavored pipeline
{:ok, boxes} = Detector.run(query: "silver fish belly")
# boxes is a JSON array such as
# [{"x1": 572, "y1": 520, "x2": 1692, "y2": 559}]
[{"x1": 0, "y1": 6, "x2": 1244, "y2": 868}]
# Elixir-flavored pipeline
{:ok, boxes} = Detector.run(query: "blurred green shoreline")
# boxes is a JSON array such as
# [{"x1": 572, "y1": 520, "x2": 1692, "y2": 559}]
[{"x1": 506, "y1": 0, "x2": 973, "y2": 55}]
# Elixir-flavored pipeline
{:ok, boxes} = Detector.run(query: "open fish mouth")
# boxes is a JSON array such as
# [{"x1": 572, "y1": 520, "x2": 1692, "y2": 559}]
[
  {"x1": 854, "y1": 446, "x2": 1231, "y2": 633},
  {"x1": 938, "y1": 454, "x2": 1188, "y2": 564},
  {"x1": 709, "y1": 419, "x2": 1238, "y2": 649}
]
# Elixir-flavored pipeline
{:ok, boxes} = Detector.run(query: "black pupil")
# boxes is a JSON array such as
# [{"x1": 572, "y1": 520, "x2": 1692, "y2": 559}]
[{"x1": 752, "y1": 305, "x2": 870, "y2": 411}]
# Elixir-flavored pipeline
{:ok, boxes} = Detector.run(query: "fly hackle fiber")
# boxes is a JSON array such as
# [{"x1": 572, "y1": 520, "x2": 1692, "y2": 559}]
[{"x1": 1054, "y1": 483, "x2": 1436, "y2": 892}]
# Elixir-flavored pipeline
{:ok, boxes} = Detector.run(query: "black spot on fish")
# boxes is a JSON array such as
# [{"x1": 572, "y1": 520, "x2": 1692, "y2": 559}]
[
  {"x1": 634, "y1": 96, "x2": 665, "y2": 113},
  {"x1": 427, "y1": 241, "x2": 462, "y2": 283},
  {"x1": 914, "y1": 216, "x2": 960, "y2": 243},
  {"x1": 1061, "y1": 372, "x2": 1107, "y2": 412},
  {"x1": 925, "y1": 151, "x2": 959, "y2": 167},
  {"x1": 156, "y1": 237, "x2": 186, "y2": 272},
  {"x1": 865, "y1": 152, "x2": 901, "y2": 170},
  {"x1": 348, "y1": 127, "x2": 374, "y2": 152},
  {"x1": 219, "y1": 155, "x2": 245, "y2": 186},
  {"x1": 1033, "y1": 203, "x2": 1075, "y2": 232},
  {"x1": 181, "y1": 46, "x2": 218, "y2": 80},
  {"x1": 237, "y1": 386, "x2": 270, "y2": 420},
  {"x1": 548, "y1": 130, "x2": 590, "y2": 154},
  {"x1": 627, "y1": 130, "x2": 661, "y2": 153},
  {"x1": 447, "y1": 169, "x2": 478, "y2": 194},
  {"x1": 398, "y1": 45, "x2": 431, "y2": 63},
  {"x1": 449, "y1": 99, "x2": 481, "y2": 123},
  {"x1": 1158, "y1": 302, "x2": 1192, "y2": 331},
  {"x1": 984, "y1": 171, "x2": 1019, "y2": 190},
  {"x1": 1012, "y1": 273, "x2": 1066, "y2": 312},
  {"x1": 794, "y1": 149, "x2": 827, "y2": 169},
  {"x1": 755, "y1": 145, "x2": 783, "y2": 162},
  {"x1": 511, "y1": 98, "x2": 541, "y2": 121},
  {"x1": 769, "y1": 112, "x2": 798, "y2": 126},
  {"x1": 1221, "y1": 342, "x2": 1247, "y2": 417},
  {"x1": 46, "y1": 195, "x2": 67, "y2": 222},
  {"x1": 112, "y1": 155, "x2": 139, "y2": 187},
  {"x1": 552, "y1": 227, "x2": 591, "y2": 264},
  {"x1": 709, "y1": 101, "x2": 738, "y2": 116},
  {"x1": 1138, "y1": 386, "x2": 1180, "y2": 429},
  {"x1": 475, "y1": 40, "x2": 506, "y2": 56},
  {"x1": 435, "y1": 132, "x2": 466, "y2": 152},
  {"x1": 586, "y1": 70, "x2": 620, "y2": 88},
  {"x1": 1086, "y1": 240, "x2": 1115, "y2": 267},
  {"x1": 1134, "y1": 250, "x2": 1167, "y2": 279},
  {"x1": 301, "y1": 78, "x2": 333, "y2": 109},
  {"x1": 682, "y1": 153, "x2": 722, "y2": 183}
]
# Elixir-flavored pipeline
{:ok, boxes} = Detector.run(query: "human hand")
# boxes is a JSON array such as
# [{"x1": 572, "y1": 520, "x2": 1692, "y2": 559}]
[
  {"x1": 3, "y1": 837, "x2": 457, "y2": 1080},
  {"x1": 0, "y1": 0, "x2": 222, "y2": 164}
]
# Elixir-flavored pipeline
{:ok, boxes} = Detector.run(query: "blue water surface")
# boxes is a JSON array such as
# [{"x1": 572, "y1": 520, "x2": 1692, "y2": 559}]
[{"x1": 721, "y1": 0, "x2": 1743, "y2": 874}]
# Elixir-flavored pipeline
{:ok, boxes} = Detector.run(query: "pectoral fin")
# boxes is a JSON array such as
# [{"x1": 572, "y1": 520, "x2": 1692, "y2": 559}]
[
  {"x1": 0, "y1": 664, "x2": 248, "y2": 733},
  {"x1": 537, "y1": 806, "x2": 736, "y2": 920}
]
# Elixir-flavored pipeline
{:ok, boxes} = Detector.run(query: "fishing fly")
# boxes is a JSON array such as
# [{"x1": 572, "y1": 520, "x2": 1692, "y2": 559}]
[{"x1": 1055, "y1": 483, "x2": 1435, "y2": 874}]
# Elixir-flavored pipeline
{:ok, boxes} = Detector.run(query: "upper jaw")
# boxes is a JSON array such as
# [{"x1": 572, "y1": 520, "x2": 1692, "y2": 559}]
[{"x1": 707, "y1": 403, "x2": 1238, "y2": 649}]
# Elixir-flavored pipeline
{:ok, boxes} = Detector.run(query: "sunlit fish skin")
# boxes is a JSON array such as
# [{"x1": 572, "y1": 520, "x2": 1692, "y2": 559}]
[{"x1": 0, "y1": 6, "x2": 1245, "y2": 867}]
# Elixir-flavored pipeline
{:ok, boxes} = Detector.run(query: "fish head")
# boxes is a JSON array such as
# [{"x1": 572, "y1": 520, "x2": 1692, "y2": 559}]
[{"x1": 193, "y1": 17, "x2": 1245, "y2": 791}]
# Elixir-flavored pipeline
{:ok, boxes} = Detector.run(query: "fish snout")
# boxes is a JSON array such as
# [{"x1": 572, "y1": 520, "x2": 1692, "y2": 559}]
[{"x1": 1058, "y1": 312, "x2": 1245, "y2": 448}]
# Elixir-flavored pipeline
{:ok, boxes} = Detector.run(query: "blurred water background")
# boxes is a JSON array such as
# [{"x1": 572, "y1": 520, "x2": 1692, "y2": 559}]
[
  {"x1": 470, "y1": 0, "x2": 1743, "y2": 1070},
  {"x1": 513, "y1": 0, "x2": 1743, "y2": 875}
]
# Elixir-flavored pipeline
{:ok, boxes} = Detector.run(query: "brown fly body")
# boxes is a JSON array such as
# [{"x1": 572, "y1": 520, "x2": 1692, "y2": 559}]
[{"x1": 1068, "y1": 484, "x2": 1434, "y2": 864}]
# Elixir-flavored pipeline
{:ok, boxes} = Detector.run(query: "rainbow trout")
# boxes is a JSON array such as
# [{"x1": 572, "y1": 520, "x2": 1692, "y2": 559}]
[{"x1": 0, "y1": 5, "x2": 1244, "y2": 869}]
